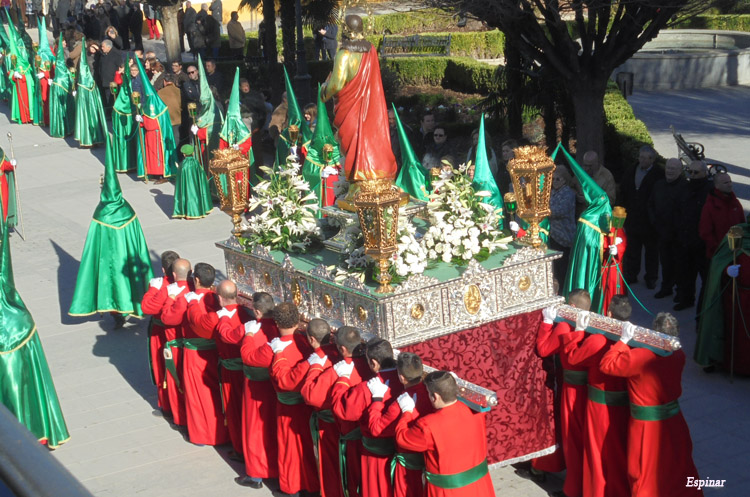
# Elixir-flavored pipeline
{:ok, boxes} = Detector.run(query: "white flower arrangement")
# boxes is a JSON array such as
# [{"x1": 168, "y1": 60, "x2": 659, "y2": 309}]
[
  {"x1": 394, "y1": 223, "x2": 428, "y2": 277},
  {"x1": 242, "y1": 155, "x2": 321, "y2": 252}
]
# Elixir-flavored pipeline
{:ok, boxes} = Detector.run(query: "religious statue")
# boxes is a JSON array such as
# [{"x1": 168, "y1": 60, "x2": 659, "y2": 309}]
[{"x1": 321, "y1": 15, "x2": 397, "y2": 185}]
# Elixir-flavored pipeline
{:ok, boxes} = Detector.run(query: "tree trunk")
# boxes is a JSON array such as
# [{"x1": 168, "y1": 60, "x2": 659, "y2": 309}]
[
  {"x1": 262, "y1": 0, "x2": 277, "y2": 64},
  {"x1": 280, "y1": 0, "x2": 295, "y2": 72},
  {"x1": 570, "y1": 79, "x2": 608, "y2": 162},
  {"x1": 159, "y1": 5, "x2": 182, "y2": 64},
  {"x1": 504, "y1": 35, "x2": 523, "y2": 139}
]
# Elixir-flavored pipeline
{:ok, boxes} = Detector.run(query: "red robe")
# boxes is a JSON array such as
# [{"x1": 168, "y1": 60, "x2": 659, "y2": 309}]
[
  {"x1": 213, "y1": 305, "x2": 250, "y2": 456},
  {"x1": 699, "y1": 189, "x2": 745, "y2": 258},
  {"x1": 140, "y1": 115, "x2": 167, "y2": 176},
  {"x1": 219, "y1": 136, "x2": 252, "y2": 156},
  {"x1": 39, "y1": 69, "x2": 51, "y2": 126},
  {"x1": 299, "y1": 345, "x2": 344, "y2": 497},
  {"x1": 140, "y1": 281, "x2": 172, "y2": 415},
  {"x1": 537, "y1": 321, "x2": 587, "y2": 497},
  {"x1": 159, "y1": 280, "x2": 193, "y2": 427},
  {"x1": 238, "y1": 317, "x2": 280, "y2": 478},
  {"x1": 270, "y1": 333, "x2": 320, "y2": 494},
  {"x1": 600, "y1": 343, "x2": 703, "y2": 497},
  {"x1": 181, "y1": 289, "x2": 230, "y2": 445},
  {"x1": 1, "y1": 157, "x2": 13, "y2": 223},
  {"x1": 332, "y1": 46, "x2": 397, "y2": 182},
  {"x1": 333, "y1": 368, "x2": 404, "y2": 497},
  {"x1": 564, "y1": 333, "x2": 629, "y2": 497},
  {"x1": 368, "y1": 382, "x2": 435, "y2": 497},
  {"x1": 395, "y1": 402, "x2": 494, "y2": 497},
  {"x1": 602, "y1": 228, "x2": 626, "y2": 316},
  {"x1": 11, "y1": 73, "x2": 32, "y2": 123}
]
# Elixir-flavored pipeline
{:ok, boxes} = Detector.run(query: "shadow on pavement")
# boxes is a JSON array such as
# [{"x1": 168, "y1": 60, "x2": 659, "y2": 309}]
[{"x1": 51, "y1": 240, "x2": 84, "y2": 325}]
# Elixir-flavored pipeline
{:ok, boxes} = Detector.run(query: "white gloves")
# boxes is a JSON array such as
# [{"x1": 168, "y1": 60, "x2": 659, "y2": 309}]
[
  {"x1": 542, "y1": 305, "x2": 557, "y2": 325},
  {"x1": 216, "y1": 307, "x2": 237, "y2": 319},
  {"x1": 609, "y1": 245, "x2": 618, "y2": 256},
  {"x1": 728, "y1": 264, "x2": 741, "y2": 278},
  {"x1": 574, "y1": 311, "x2": 590, "y2": 331},
  {"x1": 232, "y1": 143, "x2": 240, "y2": 150},
  {"x1": 149, "y1": 277, "x2": 164, "y2": 289},
  {"x1": 37, "y1": 72, "x2": 44, "y2": 79},
  {"x1": 184, "y1": 291, "x2": 204, "y2": 303},
  {"x1": 620, "y1": 321, "x2": 636, "y2": 344},
  {"x1": 509, "y1": 221, "x2": 520, "y2": 233},
  {"x1": 72, "y1": 90, "x2": 77, "y2": 97},
  {"x1": 135, "y1": 114, "x2": 143, "y2": 123},
  {"x1": 9, "y1": 159, "x2": 17, "y2": 168},
  {"x1": 615, "y1": 237, "x2": 623, "y2": 246},
  {"x1": 397, "y1": 392, "x2": 415, "y2": 413},
  {"x1": 13, "y1": 71, "x2": 21, "y2": 80},
  {"x1": 333, "y1": 360, "x2": 354, "y2": 378},
  {"x1": 268, "y1": 337, "x2": 292, "y2": 354},
  {"x1": 191, "y1": 124, "x2": 199, "y2": 135},
  {"x1": 307, "y1": 353, "x2": 328, "y2": 367},
  {"x1": 367, "y1": 377, "x2": 389, "y2": 399},
  {"x1": 244, "y1": 320, "x2": 261, "y2": 336},
  {"x1": 321, "y1": 166, "x2": 339, "y2": 179},
  {"x1": 47, "y1": 78, "x2": 53, "y2": 85},
  {"x1": 167, "y1": 282, "x2": 185, "y2": 298}
]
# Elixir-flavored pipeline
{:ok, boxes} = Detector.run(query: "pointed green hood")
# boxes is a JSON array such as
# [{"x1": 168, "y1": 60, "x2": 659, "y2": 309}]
[
  {"x1": 393, "y1": 104, "x2": 429, "y2": 201},
  {"x1": 134, "y1": 57, "x2": 165, "y2": 119},
  {"x1": 52, "y1": 34, "x2": 71, "y2": 86},
  {"x1": 220, "y1": 68, "x2": 251, "y2": 145},
  {"x1": 96, "y1": 134, "x2": 137, "y2": 226},
  {"x1": 283, "y1": 66, "x2": 311, "y2": 141},
  {"x1": 552, "y1": 144, "x2": 611, "y2": 230},
  {"x1": 471, "y1": 114, "x2": 503, "y2": 223},
  {"x1": 196, "y1": 54, "x2": 221, "y2": 127},
  {"x1": 36, "y1": 16, "x2": 54, "y2": 63},
  {"x1": 6, "y1": 16, "x2": 30, "y2": 71},
  {"x1": 0, "y1": 203, "x2": 36, "y2": 353},
  {"x1": 304, "y1": 84, "x2": 340, "y2": 166},
  {"x1": 77, "y1": 37, "x2": 95, "y2": 89},
  {"x1": 113, "y1": 55, "x2": 134, "y2": 116},
  {"x1": 0, "y1": 13, "x2": 10, "y2": 50}
]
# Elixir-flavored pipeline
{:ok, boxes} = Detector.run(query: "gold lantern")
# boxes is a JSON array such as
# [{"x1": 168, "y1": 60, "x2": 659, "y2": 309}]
[
  {"x1": 131, "y1": 90, "x2": 141, "y2": 108},
  {"x1": 187, "y1": 101, "x2": 198, "y2": 119},
  {"x1": 506, "y1": 145, "x2": 556, "y2": 249},
  {"x1": 34, "y1": 55, "x2": 41, "y2": 70},
  {"x1": 354, "y1": 179, "x2": 401, "y2": 294},
  {"x1": 109, "y1": 81, "x2": 118, "y2": 97},
  {"x1": 288, "y1": 124, "x2": 300, "y2": 148},
  {"x1": 210, "y1": 148, "x2": 250, "y2": 237},
  {"x1": 728, "y1": 225, "x2": 743, "y2": 252},
  {"x1": 610, "y1": 206, "x2": 627, "y2": 243}
]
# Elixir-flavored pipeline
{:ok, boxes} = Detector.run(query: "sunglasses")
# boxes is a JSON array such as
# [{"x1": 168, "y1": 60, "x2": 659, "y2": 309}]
[
  {"x1": 188, "y1": 71, "x2": 197, "y2": 74},
  {"x1": 688, "y1": 170, "x2": 702, "y2": 175}
]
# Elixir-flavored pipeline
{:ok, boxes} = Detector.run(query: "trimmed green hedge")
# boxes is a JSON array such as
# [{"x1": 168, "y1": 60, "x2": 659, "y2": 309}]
[
  {"x1": 603, "y1": 81, "x2": 654, "y2": 172},
  {"x1": 362, "y1": 8, "x2": 459, "y2": 34},
  {"x1": 672, "y1": 14, "x2": 750, "y2": 31}
]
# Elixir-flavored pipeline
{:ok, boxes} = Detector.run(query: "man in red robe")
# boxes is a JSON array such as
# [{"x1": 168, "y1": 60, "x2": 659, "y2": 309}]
[
  {"x1": 562, "y1": 295, "x2": 631, "y2": 497},
  {"x1": 267, "y1": 302, "x2": 319, "y2": 495},
  {"x1": 367, "y1": 352, "x2": 435, "y2": 497},
  {"x1": 601, "y1": 227, "x2": 626, "y2": 316},
  {"x1": 158, "y1": 258, "x2": 192, "y2": 427},
  {"x1": 211, "y1": 280, "x2": 250, "y2": 460},
  {"x1": 140, "y1": 251, "x2": 180, "y2": 418},
  {"x1": 320, "y1": 15, "x2": 397, "y2": 184},
  {"x1": 537, "y1": 290, "x2": 591, "y2": 497},
  {"x1": 305, "y1": 326, "x2": 369, "y2": 497},
  {"x1": 395, "y1": 371, "x2": 494, "y2": 497},
  {"x1": 232, "y1": 292, "x2": 279, "y2": 489},
  {"x1": 38, "y1": 62, "x2": 52, "y2": 126},
  {"x1": 333, "y1": 338, "x2": 404, "y2": 497},
  {"x1": 176, "y1": 262, "x2": 229, "y2": 446},
  {"x1": 0, "y1": 151, "x2": 16, "y2": 223},
  {"x1": 10, "y1": 67, "x2": 32, "y2": 124},
  {"x1": 699, "y1": 172, "x2": 745, "y2": 259},
  {"x1": 600, "y1": 313, "x2": 704, "y2": 497}
]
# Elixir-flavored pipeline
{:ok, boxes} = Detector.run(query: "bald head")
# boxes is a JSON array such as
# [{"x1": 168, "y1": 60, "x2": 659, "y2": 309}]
[
  {"x1": 172, "y1": 259, "x2": 191, "y2": 281},
  {"x1": 665, "y1": 158, "x2": 683, "y2": 182},
  {"x1": 714, "y1": 172, "x2": 733, "y2": 194},
  {"x1": 688, "y1": 160, "x2": 707, "y2": 179},
  {"x1": 217, "y1": 280, "x2": 238, "y2": 306},
  {"x1": 583, "y1": 151, "x2": 600, "y2": 175}
]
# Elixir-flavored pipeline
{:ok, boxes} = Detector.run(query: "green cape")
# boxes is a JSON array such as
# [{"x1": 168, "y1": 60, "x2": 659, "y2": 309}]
[
  {"x1": 74, "y1": 37, "x2": 106, "y2": 146},
  {"x1": 49, "y1": 35, "x2": 75, "y2": 138},
  {"x1": 173, "y1": 155, "x2": 213, "y2": 219},
  {"x1": 471, "y1": 114, "x2": 504, "y2": 228},
  {"x1": 0, "y1": 203, "x2": 70, "y2": 448},
  {"x1": 695, "y1": 223, "x2": 750, "y2": 366},
  {"x1": 0, "y1": 147, "x2": 18, "y2": 228},
  {"x1": 393, "y1": 104, "x2": 429, "y2": 202},
  {"x1": 111, "y1": 57, "x2": 138, "y2": 172},
  {"x1": 553, "y1": 144, "x2": 611, "y2": 312},
  {"x1": 275, "y1": 66, "x2": 312, "y2": 166},
  {"x1": 6, "y1": 16, "x2": 36, "y2": 125},
  {"x1": 69, "y1": 134, "x2": 154, "y2": 316},
  {"x1": 301, "y1": 84, "x2": 341, "y2": 216},
  {"x1": 134, "y1": 57, "x2": 176, "y2": 178},
  {"x1": 36, "y1": 17, "x2": 55, "y2": 63}
]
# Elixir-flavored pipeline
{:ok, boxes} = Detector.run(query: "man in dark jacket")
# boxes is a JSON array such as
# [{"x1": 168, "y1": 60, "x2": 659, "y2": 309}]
[
  {"x1": 183, "y1": 1, "x2": 197, "y2": 53},
  {"x1": 99, "y1": 39, "x2": 123, "y2": 111},
  {"x1": 127, "y1": 0, "x2": 143, "y2": 51},
  {"x1": 673, "y1": 160, "x2": 713, "y2": 311},
  {"x1": 619, "y1": 145, "x2": 664, "y2": 289},
  {"x1": 647, "y1": 158, "x2": 686, "y2": 299},
  {"x1": 204, "y1": 13, "x2": 221, "y2": 59},
  {"x1": 117, "y1": 0, "x2": 131, "y2": 50},
  {"x1": 319, "y1": 22, "x2": 338, "y2": 60}
]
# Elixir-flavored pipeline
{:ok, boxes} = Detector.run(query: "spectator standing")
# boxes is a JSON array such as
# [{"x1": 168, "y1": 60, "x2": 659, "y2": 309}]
[
  {"x1": 497, "y1": 139, "x2": 516, "y2": 195},
  {"x1": 421, "y1": 125, "x2": 452, "y2": 171},
  {"x1": 128, "y1": 0, "x2": 143, "y2": 51},
  {"x1": 177, "y1": 2, "x2": 185, "y2": 53},
  {"x1": 699, "y1": 172, "x2": 745, "y2": 259},
  {"x1": 52, "y1": 0, "x2": 71, "y2": 40},
  {"x1": 204, "y1": 59, "x2": 224, "y2": 96},
  {"x1": 209, "y1": 0, "x2": 222, "y2": 33},
  {"x1": 99, "y1": 39, "x2": 123, "y2": 111},
  {"x1": 319, "y1": 22, "x2": 338, "y2": 60},
  {"x1": 549, "y1": 167, "x2": 576, "y2": 285},
  {"x1": 170, "y1": 61, "x2": 189, "y2": 87},
  {"x1": 105, "y1": 25, "x2": 124, "y2": 50},
  {"x1": 226, "y1": 11, "x2": 245, "y2": 59},
  {"x1": 183, "y1": 1, "x2": 197, "y2": 53},
  {"x1": 387, "y1": 108, "x2": 402, "y2": 168},
  {"x1": 303, "y1": 102, "x2": 317, "y2": 133},
  {"x1": 619, "y1": 145, "x2": 664, "y2": 289},
  {"x1": 189, "y1": 9, "x2": 207, "y2": 58},
  {"x1": 158, "y1": 74, "x2": 183, "y2": 149},
  {"x1": 204, "y1": 13, "x2": 221, "y2": 59},
  {"x1": 673, "y1": 160, "x2": 713, "y2": 311},
  {"x1": 416, "y1": 111, "x2": 435, "y2": 158},
  {"x1": 572, "y1": 150, "x2": 616, "y2": 214},
  {"x1": 143, "y1": 3, "x2": 160, "y2": 40},
  {"x1": 117, "y1": 0, "x2": 131, "y2": 50},
  {"x1": 648, "y1": 158, "x2": 686, "y2": 299}
]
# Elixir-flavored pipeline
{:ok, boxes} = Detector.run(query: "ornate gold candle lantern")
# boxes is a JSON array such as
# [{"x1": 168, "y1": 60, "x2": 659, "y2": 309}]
[
  {"x1": 288, "y1": 124, "x2": 300, "y2": 147},
  {"x1": 34, "y1": 55, "x2": 41, "y2": 70},
  {"x1": 210, "y1": 148, "x2": 250, "y2": 237},
  {"x1": 354, "y1": 179, "x2": 402, "y2": 294},
  {"x1": 109, "y1": 81, "x2": 118, "y2": 97},
  {"x1": 187, "y1": 101, "x2": 197, "y2": 118},
  {"x1": 322, "y1": 143, "x2": 334, "y2": 164},
  {"x1": 506, "y1": 146, "x2": 556, "y2": 249},
  {"x1": 610, "y1": 206, "x2": 627, "y2": 242},
  {"x1": 131, "y1": 91, "x2": 141, "y2": 108}
]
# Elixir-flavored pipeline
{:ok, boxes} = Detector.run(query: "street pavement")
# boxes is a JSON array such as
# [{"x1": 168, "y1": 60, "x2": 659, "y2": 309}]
[{"x1": 2, "y1": 75, "x2": 750, "y2": 496}]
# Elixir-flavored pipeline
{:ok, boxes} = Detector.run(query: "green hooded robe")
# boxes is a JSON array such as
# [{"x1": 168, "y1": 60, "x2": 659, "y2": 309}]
[
  {"x1": 196, "y1": 54, "x2": 223, "y2": 161},
  {"x1": 134, "y1": 57, "x2": 176, "y2": 179},
  {"x1": 0, "y1": 203, "x2": 70, "y2": 448},
  {"x1": 220, "y1": 68, "x2": 252, "y2": 151},
  {"x1": 111, "y1": 58, "x2": 138, "y2": 172},
  {"x1": 6, "y1": 18, "x2": 36, "y2": 125},
  {"x1": 173, "y1": 144, "x2": 213, "y2": 219},
  {"x1": 393, "y1": 104, "x2": 429, "y2": 202},
  {"x1": 472, "y1": 114, "x2": 504, "y2": 229},
  {"x1": 49, "y1": 35, "x2": 75, "y2": 138},
  {"x1": 68, "y1": 134, "x2": 154, "y2": 317},
  {"x1": 275, "y1": 66, "x2": 311, "y2": 166},
  {"x1": 74, "y1": 37, "x2": 107, "y2": 146},
  {"x1": 302, "y1": 84, "x2": 341, "y2": 216},
  {"x1": 30, "y1": 16, "x2": 55, "y2": 126},
  {"x1": 0, "y1": 19, "x2": 10, "y2": 102}
]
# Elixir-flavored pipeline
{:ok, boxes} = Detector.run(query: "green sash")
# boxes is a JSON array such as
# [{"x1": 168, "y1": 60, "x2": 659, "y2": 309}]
[
  {"x1": 587, "y1": 385, "x2": 628, "y2": 407},
  {"x1": 276, "y1": 391, "x2": 304, "y2": 405},
  {"x1": 164, "y1": 338, "x2": 184, "y2": 389},
  {"x1": 243, "y1": 365, "x2": 271, "y2": 381},
  {"x1": 390, "y1": 452, "x2": 425, "y2": 484},
  {"x1": 361, "y1": 435, "x2": 396, "y2": 456},
  {"x1": 562, "y1": 369, "x2": 588, "y2": 386},
  {"x1": 182, "y1": 337, "x2": 216, "y2": 351},
  {"x1": 339, "y1": 426, "x2": 362, "y2": 497},
  {"x1": 630, "y1": 400, "x2": 680, "y2": 421},
  {"x1": 220, "y1": 357, "x2": 244, "y2": 371},
  {"x1": 310, "y1": 408, "x2": 335, "y2": 452},
  {"x1": 425, "y1": 459, "x2": 489, "y2": 489}
]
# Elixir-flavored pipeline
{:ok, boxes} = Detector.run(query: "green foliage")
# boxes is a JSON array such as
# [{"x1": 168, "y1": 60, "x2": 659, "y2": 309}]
[
  {"x1": 380, "y1": 57, "x2": 498, "y2": 95},
  {"x1": 672, "y1": 14, "x2": 750, "y2": 31},
  {"x1": 603, "y1": 81, "x2": 654, "y2": 173},
  {"x1": 362, "y1": 8, "x2": 459, "y2": 34}
]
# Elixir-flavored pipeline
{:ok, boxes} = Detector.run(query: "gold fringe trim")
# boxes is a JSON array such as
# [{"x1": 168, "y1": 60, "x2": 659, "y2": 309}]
[
  {"x1": 0, "y1": 326, "x2": 37, "y2": 355},
  {"x1": 68, "y1": 309, "x2": 136, "y2": 317},
  {"x1": 91, "y1": 214, "x2": 137, "y2": 230},
  {"x1": 577, "y1": 217, "x2": 603, "y2": 235},
  {"x1": 43, "y1": 435, "x2": 72, "y2": 450}
]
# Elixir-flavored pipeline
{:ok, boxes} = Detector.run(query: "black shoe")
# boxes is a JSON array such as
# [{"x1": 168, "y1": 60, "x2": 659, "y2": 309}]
[
  {"x1": 673, "y1": 302, "x2": 694, "y2": 311},
  {"x1": 673, "y1": 293, "x2": 680, "y2": 303},
  {"x1": 514, "y1": 466, "x2": 546, "y2": 483},
  {"x1": 227, "y1": 450, "x2": 244, "y2": 462},
  {"x1": 235, "y1": 476, "x2": 263, "y2": 489},
  {"x1": 624, "y1": 275, "x2": 638, "y2": 285},
  {"x1": 654, "y1": 289, "x2": 672, "y2": 299},
  {"x1": 646, "y1": 280, "x2": 657, "y2": 290},
  {"x1": 703, "y1": 365, "x2": 716, "y2": 374},
  {"x1": 113, "y1": 313, "x2": 127, "y2": 329}
]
